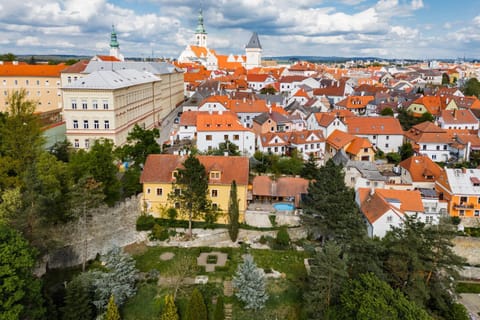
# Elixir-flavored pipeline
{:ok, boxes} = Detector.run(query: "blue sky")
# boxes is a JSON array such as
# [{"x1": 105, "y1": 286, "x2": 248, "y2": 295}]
[{"x1": 0, "y1": 0, "x2": 479, "y2": 59}]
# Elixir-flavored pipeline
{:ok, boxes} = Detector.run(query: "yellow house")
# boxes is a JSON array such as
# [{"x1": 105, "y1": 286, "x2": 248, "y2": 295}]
[
  {"x1": 140, "y1": 154, "x2": 249, "y2": 223},
  {"x1": 326, "y1": 129, "x2": 375, "y2": 162}
]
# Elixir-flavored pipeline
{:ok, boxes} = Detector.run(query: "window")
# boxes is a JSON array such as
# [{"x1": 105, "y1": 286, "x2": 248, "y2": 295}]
[
  {"x1": 386, "y1": 135, "x2": 389, "y2": 140},
  {"x1": 363, "y1": 148, "x2": 368, "y2": 152},
  {"x1": 224, "y1": 135, "x2": 228, "y2": 141},
  {"x1": 25, "y1": 80, "x2": 29, "y2": 85},
  {"x1": 73, "y1": 120, "x2": 78, "y2": 129},
  {"x1": 478, "y1": 197, "x2": 480, "y2": 204},
  {"x1": 174, "y1": 202, "x2": 180, "y2": 209},
  {"x1": 71, "y1": 100, "x2": 77, "y2": 109},
  {"x1": 103, "y1": 100, "x2": 109, "y2": 109},
  {"x1": 443, "y1": 145, "x2": 447, "y2": 150},
  {"x1": 45, "y1": 80, "x2": 49, "y2": 86},
  {"x1": 104, "y1": 120, "x2": 110, "y2": 129},
  {"x1": 74, "y1": 139, "x2": 79, "y2": 148},
  {"x1": 156, "y1": 188, "x2": 163, "y2": 196},
  {"x1": 36, "y1": 80, "x2": 40, "y2": 85},
  {"x1": 82, "y1": 100, "x2": 87, "y2": 109},
  {"x1": 387, "y1": 216, "x2": 393, "y2": 223},
  {"x1": 94, "y1": 120, "x2": 99, "y2": 129},
  {"x1": 475, "y1": 210, "x2": 480, "y2": 217},
  {"x1": 351, "y1": 177, "x2": 355, "y2": 183},
  {"x1": 436, "y1": 145, "x2": 440, "y2": 151},
  {"x1": 385, "y1": 144, "x2": 389, "y2": 148},
  {"x1": 422, "y1": 145, "x2": 427, "y2": 150},
  {"x1": 147, "y1": 188, "x2": 151, "y2": 194},
  {"x1": 14, "y1": 80, "x2": 18, "y2": 85},
  {"x1": 426, "y1": 216, "x2": 433, "y2": 224},
  {"x1": 459, "y1": 210, "x2": 465, "y2": 216},
  {"x1": 211, "y1": 189, "x2": 218, "y2": 197},
  {"x1": 206, "y1": 135, "x2": 212, "y2": 141},
  {"x1": 210, "y1": 171, "x2": 220, "y2": 179},
  {"x1": 174, "y1": 188, "x2": 181, "y2": 196},
  {"x1": 93, "y1": 100, "x2": 98, "y2": 109},
  {"x1": 460, "y1": 196, "x2": 468, "y2": 203},
  {"x1": 83, "y1": 120, "x2": 89, "y2": 129},
  {"x1": 212, "y1": 203, "x2": 218, "y2": 210},
  {"x1": 233, "y1": 134, "x2": 239, "y2": 141},
  {"x1": 432, "y1": 155, "x2": 436, "y2": 160},
  {"x1": 67, "y1": 76, "x2": 71, "y2": 84},
  {"x1": 84, "y1": 139, "x2": 90, "y2": 149}
]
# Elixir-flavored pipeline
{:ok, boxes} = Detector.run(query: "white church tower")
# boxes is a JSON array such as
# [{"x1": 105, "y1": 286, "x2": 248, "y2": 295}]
[
  {"x1": 195, "y1": 9, "x2": 208, "y2": 48},
  {"x1": 109, "y1": 25, "x2": 124, "y2": 61},
  {"x1": 245, "y1": 32, "x2": 262, "y2": 69}
]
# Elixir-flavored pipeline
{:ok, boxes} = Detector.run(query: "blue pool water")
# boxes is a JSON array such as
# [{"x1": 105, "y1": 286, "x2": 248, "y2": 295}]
[{"x1": 273, "y1": 203, "x2": 295, "y2": 211}]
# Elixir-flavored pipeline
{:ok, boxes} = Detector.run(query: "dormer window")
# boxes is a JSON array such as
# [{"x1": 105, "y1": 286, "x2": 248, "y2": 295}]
[
  {"x1": 172, "y1": 170, "x2": 178, "y2": 179},
  {"x1": 210, "y1": 171, "x2": 221, "y2": 179}
]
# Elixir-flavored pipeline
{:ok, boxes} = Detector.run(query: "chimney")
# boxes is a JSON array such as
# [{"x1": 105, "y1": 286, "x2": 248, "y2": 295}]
[
  {"x1": 219, "y1": 110, "x2": 223, "y2": 115},
  {"x1": 243, "y1": 97, "x2": 246, "y2": 103}
]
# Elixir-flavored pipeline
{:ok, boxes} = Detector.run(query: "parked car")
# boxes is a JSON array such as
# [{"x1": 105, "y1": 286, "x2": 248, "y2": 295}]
[{"x1": 174, "y1": 117, "x2": 180, "y2": 124}]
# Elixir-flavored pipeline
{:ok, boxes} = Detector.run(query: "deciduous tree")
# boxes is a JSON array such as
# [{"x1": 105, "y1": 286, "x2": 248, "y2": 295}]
[{"x1": 168, "y1": 154, "x2": 210, "y2": 238}]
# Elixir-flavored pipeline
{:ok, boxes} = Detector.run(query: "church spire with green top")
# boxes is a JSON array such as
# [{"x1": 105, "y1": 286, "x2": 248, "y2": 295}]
[
  {"x1": 110, "y1": 25, "x2": 119, "y2": 48},
  {"x1": 195, "y1": 9, "x2": 206, "y2": 34}
]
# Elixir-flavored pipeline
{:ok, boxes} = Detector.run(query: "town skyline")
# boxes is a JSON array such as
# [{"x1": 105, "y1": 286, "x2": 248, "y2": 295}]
[{"x1": 1, "y1": 0, "x2": 479, "y2": 60}]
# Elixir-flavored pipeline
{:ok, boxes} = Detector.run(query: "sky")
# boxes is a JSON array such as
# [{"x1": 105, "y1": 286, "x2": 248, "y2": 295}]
[{"x1": 0, "y1": 0, "x2": 479, "y2": 60}]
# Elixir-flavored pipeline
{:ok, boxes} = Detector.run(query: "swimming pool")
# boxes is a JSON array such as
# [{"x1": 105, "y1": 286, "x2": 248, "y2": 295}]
[{"x1": 273, "y1": 202, "x2": 295, "y2": 211}]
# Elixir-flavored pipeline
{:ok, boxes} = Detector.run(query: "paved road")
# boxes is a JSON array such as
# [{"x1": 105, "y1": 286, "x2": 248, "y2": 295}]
[
  {"x1": 157, "y1": 105, "x2": 182, "y2": 146},
  {"x1": 459, "y1": 294, "x2": 480, "y2": 320}
]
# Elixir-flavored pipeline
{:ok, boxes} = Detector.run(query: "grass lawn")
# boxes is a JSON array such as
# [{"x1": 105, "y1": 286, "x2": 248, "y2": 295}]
[
  {"x1": 124, "y1": 245, "x2": 311, "y2": 320},
  {"x1": 457, "y1": 281, "x2": 480, "y2": 293}
]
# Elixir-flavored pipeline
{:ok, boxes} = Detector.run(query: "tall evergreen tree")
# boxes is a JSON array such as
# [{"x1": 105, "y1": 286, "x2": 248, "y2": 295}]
[
  {"x1": 303, "y1": 242, "x2": 348, "y2": 319},
  {"x1": 160, "y1": 294, "x2": 178, "y2": 320},
  {"x1": 168, "y1": 154, "x2": 210, "y2": 238},
  {"x1": 300, "y1": 153, "x2": 319, "y2": 180},
  {"x1": 61, "y1": 273, "x2": 94, "y2": 320},
  {"x1": 105, "y1": 295, "x2": 120, "y2": 320},
  {"x1": 213, "y1": 295, "x2": 225, "y2": 320},
  {"x1": 227, "y1": 180, "x2": 240, "y2": 242},
  {"x1": 232, "y1": 254, "x2": 268, "y2": 311},
  {"x1": 185, "y1": 288, "x2": 207, "y2": 320},
  {"x1": 301, "y1": 159, "x2": 366, "y2": 248}
]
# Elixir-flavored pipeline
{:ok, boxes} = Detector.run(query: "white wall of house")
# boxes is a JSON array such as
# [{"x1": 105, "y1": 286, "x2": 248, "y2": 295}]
[
  {"x1": 417, "y1": 143, "x2": 451, "y2": 162},
  {"x1": 361, "y1": 134, "x2": 403, "y2": 153},
  {"x1": 197, "y1": 130, "x2": 255, "y2": 156},
  {"x1": 369, "y1": 209, "x2": 403, "y2": 238}
]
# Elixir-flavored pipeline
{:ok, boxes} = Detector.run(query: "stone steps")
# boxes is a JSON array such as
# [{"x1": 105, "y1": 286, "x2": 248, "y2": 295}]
[
  {"x1": 223, "y1": 280, "x2": 233, "y2": 297},
  {"x1": 224, "y1": 303, "x2": 233, "y2": 320}
]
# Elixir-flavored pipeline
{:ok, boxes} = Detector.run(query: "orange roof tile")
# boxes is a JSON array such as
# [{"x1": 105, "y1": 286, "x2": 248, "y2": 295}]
[
  {"x1": 375, "y1": 189, "x2": 424, "y2": 212},
  {"x1": 0, "y1": 64, "x2": 66, "y2": 77},
  {"x1": 399, "y1": 155, "x2": 443, "y2": 182},
  {"x1": 346, "y1": 117, "x2": 404, "y2": 135},
  {"x1": 196, "y1": 111, "x2": 250, "y2": 132},
  {"x1": 94, "y1": 55, "x2": 121, "y2": 62},
  {"x1": 61, "y1": 60, "x2": 89, "y2": 73},
  {"x1": 141, "y1": 154, "x2": 249, "y2": 185},
  {"x1": 412, "y1": 95, "x2": 442, "y2": 115},
  {"x1": 227, "y1": 99, "x2": 269, "y2": 113},
  {"x1": 440, "y1": 109, "x2": 478, "y2": 125},
  {"x1": 179, "y1": 111, "x2": 198, "y2": 126},
  {"x1": 336, "y1": 95, "x2": 374, "y2": 109},
  {"x1": 346, "y1": 137, "x2": 372, "y2": 154},
  {"x1": 190, "y1": 45, "x2": 217, "y2": 58},
  {"x1": 327, "y1": 129, "x2": 356, "y2": 149},
  {"x1": 247, "y1": 74, "x2": 270, "y2": 82}
]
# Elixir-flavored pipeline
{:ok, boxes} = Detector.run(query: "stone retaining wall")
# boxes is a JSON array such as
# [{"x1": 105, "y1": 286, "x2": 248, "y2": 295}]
[{"x1": 245, "y1": 211, "x2": 301, "y2": 228}]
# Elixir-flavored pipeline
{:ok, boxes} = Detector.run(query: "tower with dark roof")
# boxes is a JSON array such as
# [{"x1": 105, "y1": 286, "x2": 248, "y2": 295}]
[
  {"x1": 245, "y1": 32, "x2": 262, "y2": 69},
  {"x1": 195, "y1": 9, "x2": 208, "y2": 48}
]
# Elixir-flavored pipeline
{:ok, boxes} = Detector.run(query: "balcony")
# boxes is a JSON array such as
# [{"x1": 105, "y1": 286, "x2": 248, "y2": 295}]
[{"x1": 453, "y1": 203, "x2": 475, "y2": 210}]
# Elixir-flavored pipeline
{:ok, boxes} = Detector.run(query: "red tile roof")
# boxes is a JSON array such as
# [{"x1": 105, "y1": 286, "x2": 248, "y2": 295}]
[
  {"x1": 399, "y1": 155, "x2": 443, "y2": 182},
  {"x1": 346, "y1": 117, "x2": 404, "y2": 135},
  {"x1": 0, "y1": 64, "x2": 67, "y2": 77},
  {"x1": 141, "y1": 154, "x2": 249, "y2": 185},
  {"x1": 196, "y1": 111, "x2": 250, "y2": 132}
]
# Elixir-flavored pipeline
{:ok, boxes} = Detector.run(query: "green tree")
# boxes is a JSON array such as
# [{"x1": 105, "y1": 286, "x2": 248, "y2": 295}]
[
  {"x1": 1, "y1": 53, "x2": 16, "y2": 61},
  {"x1": 399, "y1": 142, "x2": 414, "y2": 161},
  {"x1": 69, "y1": 139, "x2": 121, "y2": 205},
  {"x1": 382, "y1": 216, "x2": 465, "y2": 316},
  {"x1": 185, "y1": 288, "x2": 207, "y2": 320},
  {"x1": 232, "y1": 254, "x2": 268, "y2": 310},
  {"x1": 160, "y1": 294, "x2": 178, "y2": 320},
  {"x1": 227, "y1": 180, "x2": 240, "y2": 242},
  {"x1": 339, "y1": 273, "x2": 431, "y2": 320},
  {"x1": 260, "y1": 86, "x2": 276, "y2": 94},
  {"x1": 301, "y1": 159, "x2": 366, "y2": 248},
  {"x1": 62, "y1": 273, "x2": 94, "y2": 320},
  {"x1": 380, "y1": 107, "x2": 394, "y2": 116},
  {"x1": 0, "y1": 223, "x2": 45, "y2": 319},
  {"x1": 300, "y1": 153, "x2": 318, "y2": 180},
  {"x1": 69, "y1": 176, "x2": 104, "y2": 271},
  {"x1": 105, "y1": 295, "x2": 120, "y2": 320},
  {"x1": 168, "y1": 154, "x2": 210, "y2": 238},
  {"x1": 0, "y1": 89, "x2": 44, "y2": 179},
  {"x1": 442, "y1": 73, "x2": 450, "y2": 85},
  {"x1": 303, "y1": 242, "x2": 348, "y2": 319},
  {"x1": 419, "y1": 112, "x2": 434, "y2": 123},
  {"x1": 213, "y1": 295, "x2": 225, "y2": 320},
  {"x1": 463, "y1": 77, "x2": 480, "y2": 97},
  {"x1": 118, "y1": 124, "x2": 160, "y2": 169},
  {"x1": 277, "y1": 150, "x2": 303, "y2": 175},
  {"x1": 49, "y1": 138, "x2": 71, "y2": 163}
]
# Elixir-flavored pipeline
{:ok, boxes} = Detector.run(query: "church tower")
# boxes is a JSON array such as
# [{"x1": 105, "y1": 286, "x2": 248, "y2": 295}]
[
  {"x1": 195, "y1": 9, "x2": 208, "y2": 48},
  {"x1": 109, "y1": 25, "x2": 124, "y2": 61},
  {"x1": 245, "y1": 32, "x2": 262, "y2": 69}
]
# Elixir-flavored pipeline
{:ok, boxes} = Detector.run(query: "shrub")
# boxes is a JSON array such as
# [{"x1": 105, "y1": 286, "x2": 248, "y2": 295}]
[
  {"x1": 275, "y1": 226, "x2": 291, "y2": 249},
  {"x1": 269, "y1": 215, "x2": 277, "y2": 227},
  {"x1": 149, "y1": 224, "x2": 169, "y2": 241},
  {"x1": 206, "y1": 255, "x2": 218, "y2": 264},
  {"x1": 167, "y1": 207, "x2": 178, "y2": 221},
  {"x1": 258, "y1": 235, "x2": 268, "y2": 244},
  {"x1": 214, "y1": 295, "x2": 225, "y2": 320},
  {"x1": 136, "y1": 215, "x2": 155, "y2": 231},
  {"x1": 451, "y1": 216, "x2": 461, "y2": 225},
  {"x1": 386, "y1": 152, "x2": 401, "y2": 164}
]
